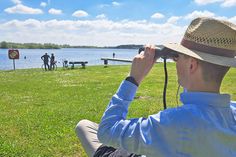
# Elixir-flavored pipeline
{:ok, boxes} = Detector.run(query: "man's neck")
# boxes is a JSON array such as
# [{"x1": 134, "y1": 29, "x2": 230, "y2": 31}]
[{"x1": 187, "y1": 81, "x2": 220, "y2": 93}]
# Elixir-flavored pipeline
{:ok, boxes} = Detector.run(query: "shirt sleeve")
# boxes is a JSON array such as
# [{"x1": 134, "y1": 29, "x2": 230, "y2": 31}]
[
  {"x1": 230, "y1": 101, "x2": 236, "y2": 120},
  {"x1": 97, "y1": 80, "x2": 176, "y2": 156}
]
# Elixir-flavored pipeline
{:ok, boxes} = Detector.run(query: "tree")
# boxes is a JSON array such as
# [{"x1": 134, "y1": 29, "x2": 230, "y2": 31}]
[{"x1": 0, "y1": 41, "x2": 8, "y2": 48}]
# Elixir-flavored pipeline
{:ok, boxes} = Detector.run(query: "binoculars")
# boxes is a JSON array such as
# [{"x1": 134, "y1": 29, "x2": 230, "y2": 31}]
[{"x1": 138, "y1": 46, "x2": 179, "y2": 59}]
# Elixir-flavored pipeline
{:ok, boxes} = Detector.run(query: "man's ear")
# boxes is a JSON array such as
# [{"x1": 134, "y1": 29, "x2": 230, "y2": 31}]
[{"x1": 189, "y1": 57, "x2": 198, "y2": 74}]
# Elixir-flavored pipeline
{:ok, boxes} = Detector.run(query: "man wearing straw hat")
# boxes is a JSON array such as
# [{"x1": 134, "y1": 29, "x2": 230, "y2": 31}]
[{"x1": 76, "y1": 17, "x2": 236, "y2": 157}]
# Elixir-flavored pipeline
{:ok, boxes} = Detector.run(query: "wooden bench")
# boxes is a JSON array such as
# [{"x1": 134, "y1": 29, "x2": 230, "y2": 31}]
[{"x1": 69, "y1": 61, "x2": 88, "y2": 69}]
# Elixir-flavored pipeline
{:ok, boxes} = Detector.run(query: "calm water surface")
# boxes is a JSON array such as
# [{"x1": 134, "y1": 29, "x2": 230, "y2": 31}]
[{"x1": 0, "y1": 48, "x2": 138, "y2": 70}]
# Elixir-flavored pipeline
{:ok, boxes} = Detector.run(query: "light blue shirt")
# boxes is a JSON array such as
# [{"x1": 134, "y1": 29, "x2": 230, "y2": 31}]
[{"x1": 97, "y1": 80, "x2": 236, "y2": 157}]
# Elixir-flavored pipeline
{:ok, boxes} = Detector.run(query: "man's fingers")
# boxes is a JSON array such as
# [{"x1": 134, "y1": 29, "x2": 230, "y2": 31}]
[{"x1": 143, "y1": 45, "x2": 155, "y2": 60}]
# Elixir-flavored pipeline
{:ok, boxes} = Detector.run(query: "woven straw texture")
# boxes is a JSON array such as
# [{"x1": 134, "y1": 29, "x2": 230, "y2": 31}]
[{"x1": 184, "y1": 17, "x2": 236, "y2": 51}]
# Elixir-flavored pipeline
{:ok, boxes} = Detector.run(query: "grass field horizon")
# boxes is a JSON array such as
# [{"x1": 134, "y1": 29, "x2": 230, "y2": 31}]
[{"x1": 1, "y1": 64, "x2": 236, "y2": 156}]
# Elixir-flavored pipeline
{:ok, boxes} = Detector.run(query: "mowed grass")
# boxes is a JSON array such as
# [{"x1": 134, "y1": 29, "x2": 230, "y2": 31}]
[{"x1": 0, "y1": 64, "x2": 236, "y2": 157}]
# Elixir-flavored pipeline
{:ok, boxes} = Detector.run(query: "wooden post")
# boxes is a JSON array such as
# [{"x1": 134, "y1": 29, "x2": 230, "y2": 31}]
[
  {"x1": 82, "y1": 62, "x2": 85, "y2": 68},
  {"x1": 71, "y1": 63, "x2": 74, "y2": 69},
  {"x1": 104, "y1": 59, "x2": 108, "y2": 68}
]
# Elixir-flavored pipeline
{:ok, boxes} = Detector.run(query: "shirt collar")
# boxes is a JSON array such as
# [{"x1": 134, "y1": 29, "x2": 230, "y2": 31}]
[{"x1": 180, "y1": 92, "x2": 231, "y2": 107}]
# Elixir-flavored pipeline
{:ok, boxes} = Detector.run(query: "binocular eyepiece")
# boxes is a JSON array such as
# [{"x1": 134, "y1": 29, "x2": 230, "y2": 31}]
[{"x1": 138, "y1": 47, "x2": 179, "y2": 59}]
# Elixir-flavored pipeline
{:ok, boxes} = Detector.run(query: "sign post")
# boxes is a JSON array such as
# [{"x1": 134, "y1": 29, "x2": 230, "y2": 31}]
[{"x1": 8, "y1": 49, "x2": 20, "y2": 70}]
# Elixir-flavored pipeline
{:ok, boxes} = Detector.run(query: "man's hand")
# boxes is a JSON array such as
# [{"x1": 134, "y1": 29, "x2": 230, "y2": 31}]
[{"x1": 129, "y1": 45, "x2": 158, "y2": 85}]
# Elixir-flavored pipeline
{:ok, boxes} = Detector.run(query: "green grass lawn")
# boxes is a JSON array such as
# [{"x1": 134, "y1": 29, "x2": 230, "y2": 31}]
[{"x1": 0, "y1": 64, "x2": 236, "y2": 157}]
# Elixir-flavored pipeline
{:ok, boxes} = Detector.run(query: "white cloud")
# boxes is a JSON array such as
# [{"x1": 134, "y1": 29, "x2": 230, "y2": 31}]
[
  {"x1": 184, "y1": 10, "x2": 215, "y2": 20},
  {"x1": 99, "y1": 2, "x2": 122, "y2": 8},
  {"x1": 48, "y1": 8, "x2": 62, "y2": 15},
  {"x1": 0, "y1": 18, "x2": 185, "y2": 46},
  {"x1": 229, "y1": 16, "x2": 236, "y2": 23},
  {"x1": 194, "y1": 0, "x2": 236, "y2": 7},
  {"x1": 4, "y1": 4, "x2": 43, "y2": 14},
  {"x1": 11, "y1": 0, "x2": 22, "y2": 4},
  {"x1": 112, "y1": 1, "x2": 121, "y2": 6},
  {"x1": 72, "y1": 10, "x2": 88, "y2": 18},
  {"x1": 183, "y1": 10, "x2": 230, "y2": 21},
  {"x1": 167, "y1": 16, "x2": 182, "y2": 24},
  {"x1": 194, "y1": 0, "x2": 222, "y2": 5},
  {"x1": 221, "y1": 0, "x2": 236, "y2": 7},
  {"x1": 96, "y1": 14, "x2": 106, "y2": 19},
  {"x1": 151, "y1": 12, "x2": 165, "y2": 19},
  {"x1": 40, "y1": 2, "x2": 47, "y2": 7},
  {"x1": 1, "y1": 16, "x2": 235, "y2": 46}
]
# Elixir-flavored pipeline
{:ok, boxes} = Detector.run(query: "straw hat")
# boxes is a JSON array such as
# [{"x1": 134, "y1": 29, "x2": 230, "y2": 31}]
[{"x1": 163, "y1": 17, "x2": 236, "y2": 67}]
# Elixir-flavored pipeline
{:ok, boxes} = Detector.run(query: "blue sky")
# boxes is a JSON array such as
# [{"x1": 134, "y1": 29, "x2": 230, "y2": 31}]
[{"x1": 0, "y1": 0, "x2": 236, "y2": 46}]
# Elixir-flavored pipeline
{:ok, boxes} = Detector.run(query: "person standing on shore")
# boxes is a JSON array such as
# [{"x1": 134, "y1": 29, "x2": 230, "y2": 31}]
[
  {"x1": 41, "y1": 53, "x2": 50, "y2": 71},
  {"x1": 50, "y1": 53, "x2": 55, "y2": 70}
]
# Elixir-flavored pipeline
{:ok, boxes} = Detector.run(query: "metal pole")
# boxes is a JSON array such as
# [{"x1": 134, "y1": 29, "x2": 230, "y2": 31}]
[{"x1": 13, "y1": 59, "x2": 15, "y2": 70}]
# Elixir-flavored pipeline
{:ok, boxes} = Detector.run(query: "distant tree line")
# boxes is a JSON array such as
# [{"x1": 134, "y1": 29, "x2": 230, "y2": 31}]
[
  {"x1": 0, "y1": 41, "x2": 70, "y2": 49},
  {"x1": 0, "y1": 41, "x2": 143, "y2": 49},
  {"x1": 113, "y1": 44, "x2": 143, "y2": 49}
]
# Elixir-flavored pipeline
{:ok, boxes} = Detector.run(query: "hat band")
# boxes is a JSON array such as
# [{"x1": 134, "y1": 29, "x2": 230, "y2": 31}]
[{"x1": 181, "y1": 39, "x2": 236, "y2": 58}]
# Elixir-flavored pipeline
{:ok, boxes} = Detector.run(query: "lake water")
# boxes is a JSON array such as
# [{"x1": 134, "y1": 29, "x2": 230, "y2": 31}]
[{"x1": 0, "y1": 48, "x2": 139, "y2": 70}]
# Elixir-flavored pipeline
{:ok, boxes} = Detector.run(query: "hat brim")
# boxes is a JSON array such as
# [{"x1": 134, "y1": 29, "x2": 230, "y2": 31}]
[{"x1": 163, "y1": 43, "x2": 236, "y2": 67}]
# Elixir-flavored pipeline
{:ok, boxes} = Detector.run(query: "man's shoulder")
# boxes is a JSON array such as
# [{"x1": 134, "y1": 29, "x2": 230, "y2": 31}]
[
  {"x1": 159, "y1": 105, "x2": 200, "y2": 125},
  {"x1": 162, "y1": 104, "x2": 199, "y2": 115}
]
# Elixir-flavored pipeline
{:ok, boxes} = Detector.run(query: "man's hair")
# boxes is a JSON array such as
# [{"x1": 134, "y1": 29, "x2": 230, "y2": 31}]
[{"x1": 198, "y1": 60, "x2": 230, "y2": 85}]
